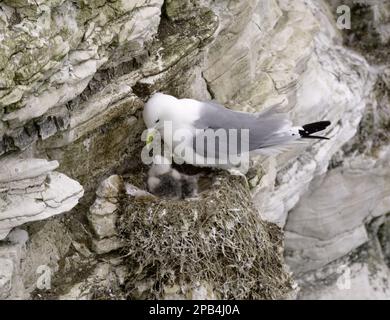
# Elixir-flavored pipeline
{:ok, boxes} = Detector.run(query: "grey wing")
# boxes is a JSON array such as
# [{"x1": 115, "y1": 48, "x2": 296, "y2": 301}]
[{"x1": 192, "y1": 101, "x2": 294, "y2": 157}]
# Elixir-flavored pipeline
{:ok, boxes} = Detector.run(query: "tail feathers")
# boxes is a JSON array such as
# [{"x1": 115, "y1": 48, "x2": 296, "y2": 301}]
[{"x1": 299, "y1": 121, "x2": 331, "y2": 140}]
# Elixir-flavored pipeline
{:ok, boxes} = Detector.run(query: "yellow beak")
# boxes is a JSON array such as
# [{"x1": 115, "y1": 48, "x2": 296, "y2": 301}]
[
  {"x1": 146, "y1": 131, "x2": 154, "y2": 145},
  {"x1": 146, "y1": 128, "x2": 158, "y2": 146}
]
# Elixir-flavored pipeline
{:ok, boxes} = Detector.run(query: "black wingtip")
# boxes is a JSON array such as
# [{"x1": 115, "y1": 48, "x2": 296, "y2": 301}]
[
  {"x1": 301, "y1": 135, "x2": 330, "y2": 140},
  {"x1": 302, "y1": 121, "x2": 331, "y2": 134},
  {"x1": 299, "y1": 121, "x2": 331, "y2": 140}
]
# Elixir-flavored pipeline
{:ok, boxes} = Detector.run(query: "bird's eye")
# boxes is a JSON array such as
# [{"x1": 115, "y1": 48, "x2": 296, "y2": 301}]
[{"x1": 155, "y1": 119, "x2": 160, "y2": 124}]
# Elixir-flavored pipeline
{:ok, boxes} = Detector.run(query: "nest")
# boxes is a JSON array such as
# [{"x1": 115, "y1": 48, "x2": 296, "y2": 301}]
[{"x1": 118, "y1": 170, "x2": 292, "y2": 299}]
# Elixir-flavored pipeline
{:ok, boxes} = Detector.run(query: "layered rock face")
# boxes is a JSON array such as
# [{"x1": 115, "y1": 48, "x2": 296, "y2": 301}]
[
  {"x1": 282, "y1": 0, "x2": 390, "y2": 299},
  {"x1": 0, "y1": 158, "x2": 83, "y2": 240},
  {"x1": 0, "y1": 0, "x2": 389, "y2": 299}
]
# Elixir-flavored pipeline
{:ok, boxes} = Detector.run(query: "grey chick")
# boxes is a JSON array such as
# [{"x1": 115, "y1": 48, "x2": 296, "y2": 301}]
[{"x1": 147, "y1": 157, "x2": 199, "y2": 199}]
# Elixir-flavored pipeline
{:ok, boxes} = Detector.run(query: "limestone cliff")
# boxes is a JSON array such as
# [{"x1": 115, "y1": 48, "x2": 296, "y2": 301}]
[{"x1": 0, "y1": 0, "x2": 389, "y2": 299}]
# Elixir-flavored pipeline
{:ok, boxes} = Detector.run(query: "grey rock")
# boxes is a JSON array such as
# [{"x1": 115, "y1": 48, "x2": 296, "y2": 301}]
[
  {"x1": 88, "y1": 175, "x2": 123, "y2": 252},
  {"x1": 95, "y1": 175, "x2": 123, "y2": 201},
  {"x1": 0, "y1": 228, "x2": 29, "y2": 299},
  {"x1": 91, "y1": 237, "x2": 125, "y2": 255},
  {"x1": 0, "y1": 258, "x2": 13, "y2": 299},
  {"x1": 0, "y1": 158, "x2": 84, "y2": 240}
]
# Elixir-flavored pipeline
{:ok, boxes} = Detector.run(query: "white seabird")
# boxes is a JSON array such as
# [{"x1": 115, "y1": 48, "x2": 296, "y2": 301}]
[{"x1": 142, "y1": 92, "x2": 331, "y2": 171}]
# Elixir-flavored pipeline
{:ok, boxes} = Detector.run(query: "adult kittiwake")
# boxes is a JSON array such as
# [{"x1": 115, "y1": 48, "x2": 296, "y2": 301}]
[{"x1": 142, "y1": 92, "x2": 331, "y2": 171}]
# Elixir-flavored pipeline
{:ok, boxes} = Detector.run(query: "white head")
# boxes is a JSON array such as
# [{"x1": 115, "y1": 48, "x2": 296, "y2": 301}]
[{"x1": 143, "y1": 92, "x2": 179, "y2": 129}]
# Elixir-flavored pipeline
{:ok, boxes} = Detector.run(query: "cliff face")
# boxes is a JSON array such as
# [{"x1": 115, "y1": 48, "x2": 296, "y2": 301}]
[{"x1": 0, "y1": 0, "x2": 389, "y2": 299}]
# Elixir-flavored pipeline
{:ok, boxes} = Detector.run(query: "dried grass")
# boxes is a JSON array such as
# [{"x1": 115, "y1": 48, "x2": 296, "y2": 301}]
[{"x1": 118, "y1": 171, "x2": 292, "y2": 299}]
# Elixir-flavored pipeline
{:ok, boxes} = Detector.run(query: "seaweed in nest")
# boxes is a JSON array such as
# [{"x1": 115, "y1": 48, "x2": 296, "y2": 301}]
[{"x1": 117, "y1": 170, "x2": 292, "y2": 299}]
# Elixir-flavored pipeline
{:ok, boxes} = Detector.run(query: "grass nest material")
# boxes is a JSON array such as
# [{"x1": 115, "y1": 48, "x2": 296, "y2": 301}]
[{"x1": 117, "y1": 171, "x2": 292, "y2": 299}]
